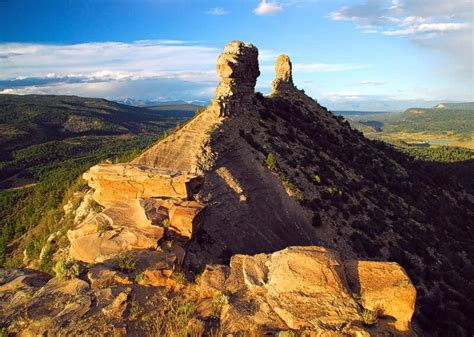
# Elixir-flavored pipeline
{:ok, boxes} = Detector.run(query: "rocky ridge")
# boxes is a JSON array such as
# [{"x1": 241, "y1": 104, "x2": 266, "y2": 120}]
[{"x1": 0, "y1": 40, "x2": 438, "y2": 335}]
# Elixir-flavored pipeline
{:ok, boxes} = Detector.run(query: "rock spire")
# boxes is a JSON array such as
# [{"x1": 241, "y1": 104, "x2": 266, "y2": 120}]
[
  {"x1": 271, "y1": 54, "x2": 296, "y2": 94},
  {"x1": 212, "y1": 41, "x2": 260, "y2": 116}
]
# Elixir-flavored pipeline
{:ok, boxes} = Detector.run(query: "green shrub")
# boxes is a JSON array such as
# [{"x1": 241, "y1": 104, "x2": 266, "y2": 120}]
[
  {"x1": 53, "y1": 258, "x2": 80, "y2": 281},
  {"x1": 116, "y1": 253, "x2": 137, "y2": 273},
  {"x1": 310, "y1": 174, "x2": 321, "y2": 184},
  {"x1": 211, "y1": 293, "x2": 229, "y2": 318},
  {"x1": 153, "y1": 298, "x2": 196, "y2": 335},
  {"x1": 97, "y1": 222, "x2": 112, "y2": 233},
  {"x1": 171, "y1": 271, "x2": 187, "y2": 285},
  {"x1": 135, "y1": 273, "x2": 145, "y2": 283},
  {"x1": 266, "y1": 153, "x2": 278, "y2": 171}
]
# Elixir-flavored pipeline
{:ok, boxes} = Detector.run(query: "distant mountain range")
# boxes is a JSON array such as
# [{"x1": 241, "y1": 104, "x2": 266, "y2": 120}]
[{"x1": 114, "y1": 98, "x2": 209, "y2": 107}]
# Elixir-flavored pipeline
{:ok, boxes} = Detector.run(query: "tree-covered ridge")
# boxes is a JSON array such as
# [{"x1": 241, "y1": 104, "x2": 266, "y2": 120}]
[
  {"x1": 0, "y1": 135, "x2": 160, "y2": 267},
  {"x1": 382, "y1": 106, "x2": 474, "y2": 134},
  {"x1": 402, "y1": 146, "x2": 474, "y2": 163},
  {"x1": 0, "y1": 94, "x2": 191, "y2": 267},
  {"x1": 0, "y1": 94, "x2": 183, "y2": 161}
]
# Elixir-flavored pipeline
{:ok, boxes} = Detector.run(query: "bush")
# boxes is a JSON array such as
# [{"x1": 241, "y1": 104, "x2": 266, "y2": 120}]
[
  {"x1": 309, "y1": 174, "x2": 321, "y2": 184},
  {"x1": 53, "y1": 258, "x2": 80, "y2": 281},
  {"x1": 266, "y1": 153, "x2": 278, "y2": 171},
  {"x1": 116, "y1": 252, "x2": 137, "y2": 273},
  {"x1": 153, "y1": 298, "x2": 196, "y2": 335}
]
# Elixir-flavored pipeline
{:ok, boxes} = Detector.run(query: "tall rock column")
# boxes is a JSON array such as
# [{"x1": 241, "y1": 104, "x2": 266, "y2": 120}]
[
  {"x1": 271, "y1": 54, "x2": 296, "y2": 94},
  {"x1": 211, "y1": 41, "x2": 260, "y2": 116}
]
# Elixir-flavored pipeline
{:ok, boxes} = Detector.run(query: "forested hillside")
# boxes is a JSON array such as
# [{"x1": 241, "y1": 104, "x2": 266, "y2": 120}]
[{"x1": 0, "y1": 94, "x2": 188, "y2": 266}]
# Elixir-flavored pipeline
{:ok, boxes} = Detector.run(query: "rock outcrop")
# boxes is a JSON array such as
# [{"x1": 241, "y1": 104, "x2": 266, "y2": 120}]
[
  {"x1": 83, "y1": 163, "x2": 201, "y2": 207},
  {"x1": 197, "y1": 246, "x2": 416, "y2": 334},
  {"x1": 271, "y1": 54, "x2": 296, "y2": 93},
  {"x1": 212, "y1": 41, "x2": 260, "y2": 116},
  {"x1": 68, "y1": 162, "x2": 205, "y2": 263},
  {"x1": 345, "y1": 260, "x2": 417, "y2": 331},
  {"x1": 1, "y1": 246, "x2": 416, "y2": 336}
]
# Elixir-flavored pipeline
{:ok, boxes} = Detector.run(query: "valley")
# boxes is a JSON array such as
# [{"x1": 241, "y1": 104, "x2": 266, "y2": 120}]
[{"x1": 343, "y1": 103, "x2": 474, "y2": 150}]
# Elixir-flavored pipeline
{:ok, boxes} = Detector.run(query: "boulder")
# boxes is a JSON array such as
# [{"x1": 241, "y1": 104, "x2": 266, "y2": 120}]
[
  {"x1": 345, "y1": 260, "x2": 417, "y2": 331},
  {"x1": 221, "y1": 246, "x2": 360, "y2": 332},
  {"x1": 102, "y1": 289, "x2": 130, "y2": 318},
  {"x1": 69, "y1": 228, "x2": 159, "y2": 263},
  {"x1": 132, "y1": 250, "x2": 179, "y2": 287},
  {"x1": 68, "y1": 199, "x2": 164, "y2": 263},
  {"x1": 168, "y1": 200, "x2": 205, "y2": 240},
  {"x1": 83, "y1": 163, "x2": 200, "y2": 207},
  {"x1": 198, "y1": 264, "x2": 229, "y2": 298}
]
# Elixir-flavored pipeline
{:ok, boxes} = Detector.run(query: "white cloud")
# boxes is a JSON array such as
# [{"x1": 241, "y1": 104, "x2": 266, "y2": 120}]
[
  {"x1": 329, "y1": 0, "x2": 473, "y2": 82},
  {"x1": 0, "y1": 40, "x2": 220, "y2": 100},
  {"x1": 205, "y1": 7, "x2": 229, "y2": 15},
  {"x1": 381, "y1": 22, "x2": 469, "y2": 36},
  {"x1": 254, "y1": 0, "x2": 282, "y2": 16}
]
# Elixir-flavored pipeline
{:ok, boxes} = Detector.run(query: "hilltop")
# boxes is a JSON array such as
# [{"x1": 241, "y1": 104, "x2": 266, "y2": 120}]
[{"x1": 1, "y1": 42, "x2": 473, "y2": 336}]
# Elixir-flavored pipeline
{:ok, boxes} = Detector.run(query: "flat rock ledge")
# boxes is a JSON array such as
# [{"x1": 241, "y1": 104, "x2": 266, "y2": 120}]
[{"x1": 83, "y1": 163, "x2": 202, "y2": 208}]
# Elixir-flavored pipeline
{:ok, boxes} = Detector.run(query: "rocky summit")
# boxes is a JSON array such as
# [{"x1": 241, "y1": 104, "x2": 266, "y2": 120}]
[{"x1": 1, "y1": 40, "x2": 472, "y2": 336}]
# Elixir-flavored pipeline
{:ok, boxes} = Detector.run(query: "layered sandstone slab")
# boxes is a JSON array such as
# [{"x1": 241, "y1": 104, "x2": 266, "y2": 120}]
[
  {"x1": 218, "y1": 246, "x2": 360, "y2": 331},
  {"x1": 345, "y1": 260, "x2": 417, "y2": 331},
  {"x1": 83, "y1": 163, "x2": 200, "y2": 207},
  {"x1": 198, "y1": 246, "x2": 417, "y2": 333}
]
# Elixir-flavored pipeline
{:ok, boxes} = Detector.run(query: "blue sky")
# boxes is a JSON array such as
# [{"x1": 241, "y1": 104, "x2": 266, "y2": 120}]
[{"x1": 0, "y1": 0, "x2": 472, "y2": 110}]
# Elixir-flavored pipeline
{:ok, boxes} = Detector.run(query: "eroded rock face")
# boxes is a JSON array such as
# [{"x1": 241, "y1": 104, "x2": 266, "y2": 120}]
[
  {"x1": 68, "y1": 199, "x2": 165, "y2": 263},
  {"x1": 168, "y1": 200, "x2": 205, "y2": 240},
  {"x1": 212, "y1": 41, "x2": 260, "y2": 116},
  {"x1": 197, "y1": 246, "x2": 417, "y2": 334},
  {"x1": 272, "y1": 54, "x2": 295, "y2": 93},
  {"x1": 218, "y1": 246, "x2": 360, "y2": 331},
  {"x1": 345, "y1": 260, "x2": 417, "y2": 331},
  {"x1": 83, "y1": 163, "x2": 200, "y2": 207}
]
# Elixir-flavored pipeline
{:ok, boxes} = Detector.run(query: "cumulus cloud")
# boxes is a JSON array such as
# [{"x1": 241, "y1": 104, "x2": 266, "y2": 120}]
[
  {"x1": 329, "y1": 0, "x2": 473, "y2": 81},
  {"x1": 254, "y1": 0, "x2": 282, "y2": 16},
  {"x1": 0, "y1": 40, "x2": 220, "y2": 100},
  {"x1": 205, "y1": 7, "x2": 229, "y2": 15}
]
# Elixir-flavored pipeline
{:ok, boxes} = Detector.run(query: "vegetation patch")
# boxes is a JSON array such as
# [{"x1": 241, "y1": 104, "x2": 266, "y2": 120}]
[{"x1": 53, "y1": 258, "x2": 80, "y2": 281}]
